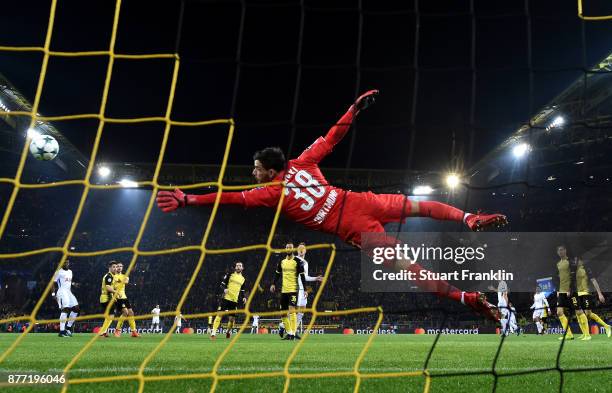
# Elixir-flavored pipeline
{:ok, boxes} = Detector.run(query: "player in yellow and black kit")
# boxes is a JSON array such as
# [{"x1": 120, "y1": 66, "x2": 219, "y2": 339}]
[
  {"x1": 556, "y1": 245, "x2": 575, "y2": 340},
  {"x1": 556, "y1": 245, "x2": 612, "y2": 341},
  {"x1": 211, "y1": 261, "x2": 247, "y2": 340},
  {"x1": 570, "y1": 257, "x2": 611, "y2": 340},
  {"x1": 98, "y1": 261, "x2": 117, "y2": 337},
  {"x1": 270, "y1": 242, "x2": 304, "y2": 341},
  {"x1": 112, "y1": 262, "x2": 140, "y2": 338}
]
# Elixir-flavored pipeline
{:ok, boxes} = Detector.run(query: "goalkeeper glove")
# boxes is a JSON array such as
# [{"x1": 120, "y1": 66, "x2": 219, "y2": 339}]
[
  {"x1": 353, "y1": 89, "x2": 379, "y2": 111},
  {"x1": 156, "y1": 189, "x2": 186, "y2": 213}
]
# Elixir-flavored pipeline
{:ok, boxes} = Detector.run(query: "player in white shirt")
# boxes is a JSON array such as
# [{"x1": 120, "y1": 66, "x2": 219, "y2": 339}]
[
  {"x1": 489, "y1": 280, "x2": 509, "y2": 336},
  {"x1": 174, "y1": 313, "x2": 185, "y2": 333},
  {"x1": 531, "y1": 286, "x2": 550, "y2": 335},
  {"x1": 52, "y1": 260, "x2": 79, "y2": 337},
  {"x1": 251, "y1": 315, "x2": 260, "y2": 334},
  {"x1": 151, "y1": 305, "x2": 161, "y2": 332},
  {"x1": 295, "y1": 243, "x2": 323, "y2": 337}
]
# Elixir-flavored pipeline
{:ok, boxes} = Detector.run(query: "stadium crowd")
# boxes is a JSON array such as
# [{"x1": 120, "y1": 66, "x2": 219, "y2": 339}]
[{"x1": 1, "y1": 180, "x2": 611, "y2": 333}]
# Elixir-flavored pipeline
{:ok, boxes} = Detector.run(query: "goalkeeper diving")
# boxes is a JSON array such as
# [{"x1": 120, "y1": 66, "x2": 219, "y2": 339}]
[{"x1": 156, "y1": 90, "x2": 508, "y2": 320}]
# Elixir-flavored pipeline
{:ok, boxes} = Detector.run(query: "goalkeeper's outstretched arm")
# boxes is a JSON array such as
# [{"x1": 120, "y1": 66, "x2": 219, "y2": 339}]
[
  {"x1": 325, "y1": 89, "x2": 378, "y2": 147},
  {"x1": 156, "y1": 185, "x2": 280, "y2": 213},
  {"x1": 297, "y1": 90, "x2": 379, "y2": 165},
  {"x1": 156, "y1": 89, "x2": 378, "y2": 214}
]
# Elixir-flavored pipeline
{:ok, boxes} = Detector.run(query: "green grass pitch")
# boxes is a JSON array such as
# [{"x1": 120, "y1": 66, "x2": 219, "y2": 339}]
[{"x1": 0, "y1": 333, "x2": 610, "y2": 392}]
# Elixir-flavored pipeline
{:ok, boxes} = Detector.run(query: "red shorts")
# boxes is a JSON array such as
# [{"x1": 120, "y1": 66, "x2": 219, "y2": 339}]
[{"x1": 331, "y1": 192, "x2": 414, "y2": 247}]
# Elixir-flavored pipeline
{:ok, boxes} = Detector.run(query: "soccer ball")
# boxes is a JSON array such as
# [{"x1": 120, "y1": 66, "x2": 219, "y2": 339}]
[{"x1": 29, "y1": 134, "x2": 59, "y2": 161}]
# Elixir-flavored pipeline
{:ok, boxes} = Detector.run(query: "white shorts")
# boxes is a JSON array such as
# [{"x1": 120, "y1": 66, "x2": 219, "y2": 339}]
[
  {"x1": 497, "y1": 294, "x2": 507, "y2": 309},
  {"x1": 532, "y1": 309, "x2": 544, "y2": 320},
  {"x1": 152, "y1": 317, "x2": 160, "y2": 324},
  {"x1": 56, "y1": 291, "x2": 78, "y2": 309},
  {"x1": 297, "y1": 290, "x2": 307, "y2": 307}
]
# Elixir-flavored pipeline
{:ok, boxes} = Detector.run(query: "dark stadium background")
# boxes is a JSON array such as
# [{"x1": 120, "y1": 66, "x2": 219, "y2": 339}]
[
  {"x1": 1, "y1": 0, "x2": 612, "y2": 168},
  {"x1": 0, "y1": 0, "x2": 611, "y2": 332}
]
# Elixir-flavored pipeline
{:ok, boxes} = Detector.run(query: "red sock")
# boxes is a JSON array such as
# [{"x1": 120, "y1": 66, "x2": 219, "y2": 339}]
[{"x1": 417, "y1": 201, "x2": 464, "y2": 222}]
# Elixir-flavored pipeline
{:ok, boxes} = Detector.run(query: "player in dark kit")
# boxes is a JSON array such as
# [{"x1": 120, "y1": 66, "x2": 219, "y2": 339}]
[
  {"x1": 210, "y1": 261, "x2": 248, "y2": 340},
  {"x1": 156, "y1": 90, "x2": 508, "y2": 320}
]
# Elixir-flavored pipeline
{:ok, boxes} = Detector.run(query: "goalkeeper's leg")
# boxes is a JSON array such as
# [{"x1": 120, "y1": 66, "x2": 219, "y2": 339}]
[
  {"x1": 357, "y1": 224, "x2": 499, "y2": 321},
  {"x1": 366, "y1": 193, "x2": 507, "y2": 231}
]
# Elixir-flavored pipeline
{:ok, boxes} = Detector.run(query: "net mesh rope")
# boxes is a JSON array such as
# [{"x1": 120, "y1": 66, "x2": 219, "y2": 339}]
[{"x1": 0, "y1": 0, "x2": 610, "y2": 392}]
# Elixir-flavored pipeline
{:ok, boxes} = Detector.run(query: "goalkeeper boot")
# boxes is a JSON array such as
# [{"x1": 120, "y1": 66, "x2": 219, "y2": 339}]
[
  {"x1": 463, "y1": 292, "x2": 500, "y2": 322},
  {"x1": 466, "y1": 213, "x2": 508, "y2": 232}
]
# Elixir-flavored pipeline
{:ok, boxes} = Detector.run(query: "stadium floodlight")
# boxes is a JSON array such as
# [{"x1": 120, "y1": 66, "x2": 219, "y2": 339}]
[
  {"x1": 119, "y1": 179, "x2": 138, "y2": 188},
  {"x1": 413, "y1": 185, "x2": 433, "y2": 195},
  {"x1": 0, "y1": 98, "x2": 9, "y2": 112},
  {"x1": 27, "y1": 128, "x2": 40, "y2": 138},
  {"x1": 512, "y1": 143, "x2": 530, "y2": 159},
  {"x1": 445, "y1": 174, "x2": 460, "y2": 188},
  {"x1": 550, "y1": 116, "x2": 565, "y2": 128},
  {"x1": 98, "y1": 166, "x2": 112, "y2": 178}
]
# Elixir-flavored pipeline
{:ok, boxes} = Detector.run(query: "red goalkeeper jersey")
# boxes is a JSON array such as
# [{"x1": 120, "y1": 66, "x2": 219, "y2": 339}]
[
  {"x1": 240, "y1": 135, "x2": 347, "y2": 232},
  {"x1": 186, "y1": 108, "x2": 357, "y2": 234}
]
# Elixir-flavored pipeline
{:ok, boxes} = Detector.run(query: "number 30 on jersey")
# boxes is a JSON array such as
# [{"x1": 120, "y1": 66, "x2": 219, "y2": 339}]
[{"x1": 284, "y1": 170, "x2": 325, "y2": 211}]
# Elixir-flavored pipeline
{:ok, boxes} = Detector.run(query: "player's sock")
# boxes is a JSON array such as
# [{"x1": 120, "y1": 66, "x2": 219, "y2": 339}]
[
  {"x1": 289, "y1": 312, "x2": 297, "y2": 336},
  {"x1": 588, "y1": 312, "x2": 609, "y2": 327},
  {"x1": 417, "y1": 201, "x2": 464, "y2": 222},
  {"x1": 100, "y1": 317, "x2": 113, "y2": 334},
  {"x1": 577, "y1": 314, "x2": 591, "y2": 337},
  {"x1": 128, "y1": 316, "x2": 137, "y2": 332},
  {"x1": 116, "y1": 316, "x2": 125, "y2": 332},
  {"x1": 281, "y1": 317, "x2": 290, "y2": 334},
  {"x1": 211, "y1": 316, "x2": 222, "y2": 336},
  {"x1": 536, "y1": 321, "x2": 543, "y2": 334},
  {"x1": 297, "y1": 313, "x2": 304, "y2": 332},
  {"x1": 559, "y1": 315, "x2": 573, "y2": 338},
  {"x1": 67, "y1": 311, "x2": 78, "y2": 328},
  {"x1": 59, "y1": 312, "x2": 67, "y2": 331},
  {"x1": 227, "y1": 320, "x2": 234, "y2": 332},
  {"x1": 500, "y1": 318, "x2": 508, "y2": 335}
]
